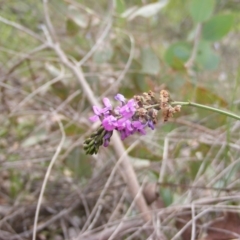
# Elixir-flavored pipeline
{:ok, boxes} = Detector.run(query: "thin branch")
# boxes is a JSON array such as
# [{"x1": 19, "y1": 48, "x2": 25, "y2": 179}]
[
  {"x1": 9, "y1": 200, "x2": 80, "y2": 240},
  {"x1": 172, "y1": 101, "x2": 240, "y2": 121},
  {"x1": 0, "y1": 16, "x2": 44, "y2": 43},
  {"x1": 78, "y1": 219, "x2": 143, "y2": 240},
  {"x1": 10, "y1": 66, "x2": 65, "y2": 115},
  {"x1": 76, "y1": 20, "x2": 112, "y2": 67},
  {"x1": 158, "y1": 137, "x2": 169, "y2": 183},
  {"x1": 191, "y1": 203, "x2": 196, "y2": 240},
  {"x1": 32, "y1": 116, "x2": 65, "y2": 240},
  {"x1": 42, "y1": 0, "x2": 58, "y2": 42},
  {"x1": 172, "y1": 208, "x2": 210, "y2": 240}
]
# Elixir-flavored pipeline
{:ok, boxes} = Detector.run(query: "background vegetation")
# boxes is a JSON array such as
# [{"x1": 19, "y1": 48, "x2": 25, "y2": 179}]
[{"x1": 1, "y1": 0, "x2": 240, "y2": 239}]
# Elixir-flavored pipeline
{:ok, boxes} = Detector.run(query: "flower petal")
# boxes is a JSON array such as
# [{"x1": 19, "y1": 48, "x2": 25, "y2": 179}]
[
  {"x1": 120, "y1": 130, "x2": 127, "y2": 140},
  {"x1": 138, "y1": 128, "x2": 146, "y2": 135},
  {"x1": 103, "y1": 139, "x2": 110, "y2": 147},
  {"x1": 102, "y1": 115, "x2": 117, "y2": 131},
  {"x1": 148, "y1": 120, "x2": 155, "y2": 130},
  {"x1": 93, "y1": 106, "x2": 102, "y2": 115},
  {"x1": 126, "y1": 120, "x2": 133, "y2": 131},
  {"x1": 132, "y1": 121, "x2": 142, "y2": 128},
  {"x1": 89, "y1": 115, "x2": 99, "y2": 122},
  {"x1": 103, "y1": 131, "x2": 113, "y2": 147},
  {"x1": 114, "y1": 93, "x2": 125, "y2": 103},
  {"x1": 103, "y1": 98, "x2": 112, "y2": 109}
]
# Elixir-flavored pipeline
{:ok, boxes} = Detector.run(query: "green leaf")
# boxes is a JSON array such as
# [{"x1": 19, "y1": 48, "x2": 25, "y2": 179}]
[
  {"x1": 189, "y1": 161, "x2": 202, "y2": 179},
  {"x1": 189, "y1": 0, "x2": 215, "y2": 23},
  {"x1": 128, "y1": 0, "x2": 169, "y2": 20},
  {"x1": 164, "y1": 42, "x2": 191, "y2": 70},
  {"x1": 66, "y1": 18, "x2": 80, "y2": 36},
  {"x1": 141, "y1": 47, "x2": 160, "y2": 75},
  {"x1": 159, "y1": 188, "x2": 173, "y2": 207},
  {"x1": 196, "y1": 41, "x2": 220, "y2": 70},
  {"x1": 115, "y1": 0, "x2": 126, "y2": 14},
  {"x1": 202, "y1": 14, "x2": 234, "y2": 41},
  {"x1": 68, "y1": 6, "x2": 88, "y2": 28}
]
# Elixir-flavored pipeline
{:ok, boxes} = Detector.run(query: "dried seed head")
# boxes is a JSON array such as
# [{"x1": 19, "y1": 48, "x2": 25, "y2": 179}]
[
  {"x1": 160, "y1": 90, "x2": 169, "y2": 99},
  {"x1": 137, "y1": 107, "x2": 147, "y2": 116},
  {"x1": 148, "y1": 90, "x2": 154, "y2": 97},
  {"x1": 143, "y1": 92, "x2": 151, "y2": 102},
  {"x1": 134, "y1": 95, "x2": 141, "y2": 101},
  {"x1": 160, "y1": 90, "x2": 170, "y2": 109},
  {"x1": 174, "y1": 105, "x2": 181, "y2": 112}
]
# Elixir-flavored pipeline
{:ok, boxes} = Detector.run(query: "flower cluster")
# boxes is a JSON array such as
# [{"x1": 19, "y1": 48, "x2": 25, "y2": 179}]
[{"x1": 83, "y1": 90, "x2": 181, "y2": 155}]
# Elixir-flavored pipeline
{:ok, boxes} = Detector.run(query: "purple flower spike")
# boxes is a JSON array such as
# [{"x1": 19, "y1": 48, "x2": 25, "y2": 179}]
[
  {"x1": 115, "y1": 93, "x2": 126, "y2": 103},
  {"x1": 102, "y1": 115, "x2": 117, "y2": 131}
]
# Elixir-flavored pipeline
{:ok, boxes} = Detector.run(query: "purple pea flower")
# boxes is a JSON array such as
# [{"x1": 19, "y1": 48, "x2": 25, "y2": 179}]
[
  {"x1": 89, "y1": 106, "x2": 103, "y2": 122},
  {"x1": 117, "y1": 118, "x2": 133, "y2": 131},
  {"x1": 132, "y1": 121, "x2": 146, "y2": 135},
  {"x1": 102, "y1": 98, "x2": 112, "y2": 112},
  {"x1": 102, "y1": 115, "x2": 118, "y2": 131},
  {"x1": 115, "y1": 93, "x2": 126, "y2": 104},
  {"x1": 115, "y1": 118, "x2": 133, "y2": 140},
  {"x1": 89, "y1": 97, "x2": 112, "y2": 122},
  {"x1": 147, "y1": 120, "x2": 155, "y2": 130},
  {"x1": 118, "y1": 99, "x2": 136, "y2": 119},
  {"x1": 119, "y1": 129, "x2": 129, "y2": 140},
  {"x1": 103, "y1": 131, "x2": 113, "y2": 147}
]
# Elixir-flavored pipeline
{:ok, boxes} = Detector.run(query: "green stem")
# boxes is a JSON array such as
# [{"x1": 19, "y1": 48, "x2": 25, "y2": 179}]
[{"x1": 171, "y1": 101, "x2": 240, "y2": 121}]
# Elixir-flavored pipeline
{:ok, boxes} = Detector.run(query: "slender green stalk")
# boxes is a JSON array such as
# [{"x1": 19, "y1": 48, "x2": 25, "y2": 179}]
[{"x1": 171, "y1": 101, "x2": 240, "y2": 121}]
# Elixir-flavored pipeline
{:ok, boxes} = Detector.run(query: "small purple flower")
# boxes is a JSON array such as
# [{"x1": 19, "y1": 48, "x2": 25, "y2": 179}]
[
  {"x1": 89, "y1": 106, "x2": 103, "y2": 122},
  {"x1": 119, "y1": 129, "x2": 129, "y2": 140},
  {"x1": 89, "y1": 98, "x2": 112, "y2": 122},
  {"x1": 103, "y1": 131, "x2": 113, "y2": 147},
  {"x1": 118, "y1": 99, "x2": 136, "y2": 118},
  {"x1": 103, "y1": 98, "x2": 112, "y2": 110},
  {"x1": 147, "y1": 120, "x2": 155, "y2": 130},
  {"x1": 117, "y1": 118, "x2": 133, "y2": 131},
  {"x1": 115, "y1": 118, "x2": 133, "y2": 140},
  {"x1": 115, "y1": 93, "x2": 126, "y2": 104},
  {"x1": 102, "y1": 115, "x2": 118, "y2": 131},
  {"x1": 132, "y1": 121, "x2": 146, "y2": 135}
]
